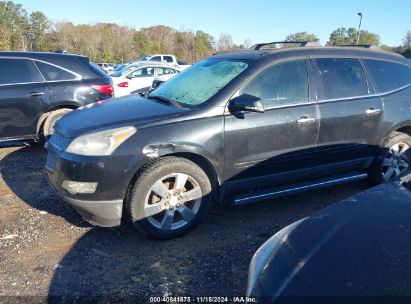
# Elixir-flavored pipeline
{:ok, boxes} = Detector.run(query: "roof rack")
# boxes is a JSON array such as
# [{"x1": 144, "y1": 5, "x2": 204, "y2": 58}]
[
  {"x1": 251, "y1": 41, "x2": 321, "y2": 50},
  {"x1": 332, "y1": 44, "x2": 381, "y2": 50}
]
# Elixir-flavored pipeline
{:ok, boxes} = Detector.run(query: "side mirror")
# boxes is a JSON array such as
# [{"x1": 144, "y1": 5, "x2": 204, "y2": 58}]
[
  {"x1": 126, "y1": 74, "x2": 133, "y2": 80},
  {"x1": 228, "y1": 94, "x2": 265, "y2": 113}
]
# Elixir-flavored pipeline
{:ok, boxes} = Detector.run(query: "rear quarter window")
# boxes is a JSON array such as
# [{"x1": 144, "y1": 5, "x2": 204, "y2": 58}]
[
  {"x1": 35, "y1": 61, "x2": 78, "y2": 81},
  {"x1": 364, "y1": 59, "x2": 411, "y2": 93},
  {"x1": 0, "y1": 58, "x2": 43, "y2": 85}
]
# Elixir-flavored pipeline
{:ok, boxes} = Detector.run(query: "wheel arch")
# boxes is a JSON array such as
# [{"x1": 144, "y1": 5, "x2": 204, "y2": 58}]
[
  {"x1": 36, "y1": 103, "x2": 80, "y2": 134},
  {"x1": 125, "y1": 150, "x2": 222, "y2": 206}
]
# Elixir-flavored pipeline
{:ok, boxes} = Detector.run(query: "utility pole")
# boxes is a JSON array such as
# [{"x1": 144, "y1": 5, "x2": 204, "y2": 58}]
[{"x1": 356, "y1": 12, "x2": 363, "y2": 44}]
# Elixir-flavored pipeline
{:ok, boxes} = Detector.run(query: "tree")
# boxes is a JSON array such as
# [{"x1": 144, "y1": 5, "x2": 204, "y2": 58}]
[
  {"x1": 0, "y1": 1, "x2": 30, "y2": 50},
  {"x1": 285, "y1": 32, "x2": 318, "y2": 42},
  {"x1": 27, "y1": 11, "x2": 48, "y2": 51},
  {"x1": 327, "y1": 27, "x2": 380, "y2": 46},
  {"x1": 243, "y1": 38, "x2": 252, "y2": 49},
  {"x1": 194, "y1": 30, "x2": 214, "y2": 61},
  {"x1": 217, "y1": 33, "x2": 233, "y2": 51},
  {"x1": 403, "y1": 31, "x2": 411, "y2": 48}
]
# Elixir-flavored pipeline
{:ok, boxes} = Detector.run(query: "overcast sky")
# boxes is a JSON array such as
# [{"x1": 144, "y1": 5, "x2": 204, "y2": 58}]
[{"x1": 16, "y1": 0, "x2": 411, "y2": 46}]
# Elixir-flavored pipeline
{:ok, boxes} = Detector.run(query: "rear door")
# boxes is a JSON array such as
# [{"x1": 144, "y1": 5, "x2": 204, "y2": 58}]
[
  {"x1": 311, "y1": 57, "x2": 383, "y2": 170},
  {"x1": 224, "y1": 59, "x2": 320, "y2": 194},
  {"x1": 0, "y1": 58, "x2": 47, "y2": 140},
  {"x1": 128, "y1": 67, "x2": 155, "y2": 94}
]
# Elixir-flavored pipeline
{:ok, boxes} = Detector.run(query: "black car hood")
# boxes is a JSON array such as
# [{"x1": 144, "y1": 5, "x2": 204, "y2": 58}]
[
  {"x1": 55, "y1": 95, "x2": 184, "y2": 138},
  {"x1": 255, "y1": 176, "x2": 411, "y2": 299}
]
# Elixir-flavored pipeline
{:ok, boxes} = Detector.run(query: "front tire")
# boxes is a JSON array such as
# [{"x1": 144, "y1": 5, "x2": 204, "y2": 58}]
[
  {"x1": 126, "y1": 157, "x2": 212, "y2": 239},
  {"x1": 43, "y1": 108, "x2": 72, "y2": 138},
  {"x1": 368, "y1": 131, "x2": 411, "y2": 185}
]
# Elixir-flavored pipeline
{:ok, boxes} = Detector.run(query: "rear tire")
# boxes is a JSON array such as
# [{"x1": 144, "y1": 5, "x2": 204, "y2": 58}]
[
  {"x1": 43, "y1": 108, "x2": 72, "y2": 138},
  {"x1": 368, "y1": 131, "x2": 411, "y2": 185},
  {"x1": 126, "y1": 157, "x2": 212, "y2": 239}
]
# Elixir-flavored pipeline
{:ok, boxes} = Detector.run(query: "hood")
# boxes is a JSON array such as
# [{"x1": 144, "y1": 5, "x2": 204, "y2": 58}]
[
  {"x1": 55, "y1": 95, "x2": 184, "y2": 138},
  {"x1": 255, "y1": 177, "x2": 411, "y2": 297}
]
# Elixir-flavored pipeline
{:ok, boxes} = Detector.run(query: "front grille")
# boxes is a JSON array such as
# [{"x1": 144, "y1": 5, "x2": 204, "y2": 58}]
[{"x1": 49, "y1": 132, "x2": 71, "y2": 150}]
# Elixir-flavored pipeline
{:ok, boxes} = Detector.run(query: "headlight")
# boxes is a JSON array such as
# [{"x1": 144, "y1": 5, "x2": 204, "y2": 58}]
[
  {"x1": 246, "y1": 218, "x2": 306, "y2": 296},
  {"x1": 66, "y1": 126, "x2": 137, "y2": 156}
]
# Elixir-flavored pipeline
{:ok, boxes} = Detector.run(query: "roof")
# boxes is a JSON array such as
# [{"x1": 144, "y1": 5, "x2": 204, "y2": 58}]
[
  {"x1": 0, "y1": 51, "x2": 99, "y2": 78},
  {"x1": 213, "y1": 46, "x2": 410, "y2": 65},
  {"x1": 0, "y1": 51, "x2": 88, "y2": 62},
  {"x1": 127, "y1": 61, "x2": 181, "y2": 69}
]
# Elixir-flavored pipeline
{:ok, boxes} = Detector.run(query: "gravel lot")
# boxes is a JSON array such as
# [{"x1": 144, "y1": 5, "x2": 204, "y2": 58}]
[{"x1": 0, "y1": 144, "x2": 370, "y2": 301}]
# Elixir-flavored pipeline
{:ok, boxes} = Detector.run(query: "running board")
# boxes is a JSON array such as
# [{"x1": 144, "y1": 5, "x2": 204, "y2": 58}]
[{"x1": 233, "y1": 172, "x2": 368, "y2": 205}]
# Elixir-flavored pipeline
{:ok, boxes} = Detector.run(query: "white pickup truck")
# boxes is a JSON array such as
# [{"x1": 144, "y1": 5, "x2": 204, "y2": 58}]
[{"x1": 138, "y1": 54, "x2": 191, "y2": 70}]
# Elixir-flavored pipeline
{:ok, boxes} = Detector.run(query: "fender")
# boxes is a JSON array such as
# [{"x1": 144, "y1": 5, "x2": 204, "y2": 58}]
[
  {"x1": 381, "y1": 120, "x2": 411, "y2": 144},
  {"x1": 36, "y1": 102, "x2": 81, "y2": 134},
  {"x1": 142, "y1": 142, "x2": 223, "y2": 183}
]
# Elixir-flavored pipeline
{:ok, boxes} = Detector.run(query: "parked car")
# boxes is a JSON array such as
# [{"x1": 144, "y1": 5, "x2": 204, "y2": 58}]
[
  {"x1": 0, "y1": 51, "x2": 113, "y2": 141},
  {"x1": 111, "y1": 62, "x2": 180, "y2": 97},
  {"x1": 138, "y1": 54, "x2": 191, "y2": 70},
  {"x1": 246, "y1": 149, "x2": 411, "y2": 300},
  {"x1": 97, "y1": 63, "x2": 114, "y2": 72},
  {"x1": 46, "y1": 42, "x2": 411, "y2": 239}
]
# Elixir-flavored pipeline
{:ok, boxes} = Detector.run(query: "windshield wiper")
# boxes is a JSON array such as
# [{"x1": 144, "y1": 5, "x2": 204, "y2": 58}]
[{"x1": 149, "y1": 95, "x2": 182, "y2": 108}]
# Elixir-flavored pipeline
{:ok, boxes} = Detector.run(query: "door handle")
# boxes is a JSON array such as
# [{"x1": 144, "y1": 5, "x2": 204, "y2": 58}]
[
  {"x1": 366, "y1": 108, "x2": 382, "y2": 115},
  {"x1": 28, "y1": 91, "x2": 45, "y2": 97},
  {"x1": 297, "y1": 116, "x2": 316, "y2": 124}
]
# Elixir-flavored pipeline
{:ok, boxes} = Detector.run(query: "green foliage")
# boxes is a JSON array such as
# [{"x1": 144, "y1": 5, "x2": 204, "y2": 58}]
[
  {"x1": 285, "y1": 32, "x2": 319, "y2": 42},
  {"x1": 327, "y1": 27, "x2": 380, "y2": 46}
]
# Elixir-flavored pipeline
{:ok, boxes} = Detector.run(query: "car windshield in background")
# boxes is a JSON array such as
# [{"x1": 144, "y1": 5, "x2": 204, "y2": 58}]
[
  {"x1": 111, "y1": 65, "x2": 137, "y2": 77},
  {"x1": 150, "y1": 59, "x2": 248, "y2": 108}
]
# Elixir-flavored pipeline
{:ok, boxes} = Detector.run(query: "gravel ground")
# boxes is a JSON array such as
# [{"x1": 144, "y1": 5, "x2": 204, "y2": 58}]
[{"x1": 0, "y1": 144, "x2": 370, "y2": 301}]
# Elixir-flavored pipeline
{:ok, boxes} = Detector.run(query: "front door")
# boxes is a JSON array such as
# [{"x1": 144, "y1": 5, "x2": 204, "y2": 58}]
[{"x1": 224, "y1": 59, "x2": 320, "y2": 195}]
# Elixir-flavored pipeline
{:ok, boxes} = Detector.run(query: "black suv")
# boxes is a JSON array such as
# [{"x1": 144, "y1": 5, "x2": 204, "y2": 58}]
[
  {"x1": 0, "y1": 52, "x2": 113, "y2": 142},
  {"x1": 46, "y1": 43, "x2": 411, "y2": 239}
]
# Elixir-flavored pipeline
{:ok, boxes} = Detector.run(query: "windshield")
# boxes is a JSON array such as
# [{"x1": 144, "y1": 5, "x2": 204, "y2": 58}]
[
  {"x1": 111, "y1": 65, "x2": 138, "y2": 77},
  {"x1": 139, "y1": 56, "x2": 150, "y2": 61},
  {"x1": 150, "y1": 58, "x2": 248, "y2": 108}
]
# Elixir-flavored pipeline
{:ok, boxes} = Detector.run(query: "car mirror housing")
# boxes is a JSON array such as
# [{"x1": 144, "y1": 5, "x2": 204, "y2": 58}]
[{"x1": 229, "y1": 94, "x2": 265, "y2": 113}]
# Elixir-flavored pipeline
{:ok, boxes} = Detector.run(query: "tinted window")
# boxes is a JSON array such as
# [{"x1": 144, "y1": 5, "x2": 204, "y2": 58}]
[
  {"x1": 156, "y1": 67, "x2": 177, "y2": 75},
  {"x1": 240, "y1": 60, "x2": 308, "y2": 107},
  {"x1": 0, "y1": 58, "x2": 43, "y2": 85},
  {"x1": 313, "y1": 58, "x2": 368, "y2": 100},
  {"x1": 35, "y1": 61, "x2": 77, "y2": 81},
  {"x1": 364, "y1": 59, "x2": 411, "y2": 93},
  {"x1": 151, "y1": 56, "x2": 161, "y2": 62},
  {"x1": 131, "y1": 67, "x2": 154, "y2": 78},
  {"x1": 164, "y1": 56, "x2": 173, "y2": 63}
]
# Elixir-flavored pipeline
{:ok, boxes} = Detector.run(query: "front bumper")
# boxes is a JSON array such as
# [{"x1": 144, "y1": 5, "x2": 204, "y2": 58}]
[
  {"x1": 45, "y1": 135, "x2": 145, "y2": 227},
  {"x1": 47, "y1": 168, "x2": 124, "y2": 227}
]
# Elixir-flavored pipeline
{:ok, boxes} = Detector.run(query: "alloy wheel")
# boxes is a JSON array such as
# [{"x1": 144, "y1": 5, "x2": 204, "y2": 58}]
[
  {"x1": 144, "y1": 173, "x2": 203, "y2": 230},
  {"x1": 382, "y1": 142, "x2": 410, "y2": 181}
]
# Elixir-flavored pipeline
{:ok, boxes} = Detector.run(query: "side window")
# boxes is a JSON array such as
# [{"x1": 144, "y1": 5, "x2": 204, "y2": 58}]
[
  {"x1": 313, "y1": 58, "x2": 368, "y2": 100},
  {"x1": 0, "y1": 58, "x2": 43, "y2": 85},
  {"x1": 131, "y1": 67, "x2": 154, "y2": 78},
  {"x1": 35, "y1": 61, "x2": 77, "y2": 81},
  {"x1": 164, "y1": 56, "x2": 174, "y2": 63},
  {"x1": 364, "y1": 59, "x2": 411, "y2": 93},
  {"x1": 155, "y1": 67, "x2": 176, "y2": 76},
  {"x1": 151, "y1": 56, "x2": 161, "y2": 62},
  {"x1": 240, "y1": 60, "x2": 308, "y2": 108}
]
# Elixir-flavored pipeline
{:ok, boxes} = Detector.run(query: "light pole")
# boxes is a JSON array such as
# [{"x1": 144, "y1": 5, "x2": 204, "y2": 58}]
[{"x1": 356, "y1": 12, "x2": 363, "y2": 45}]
